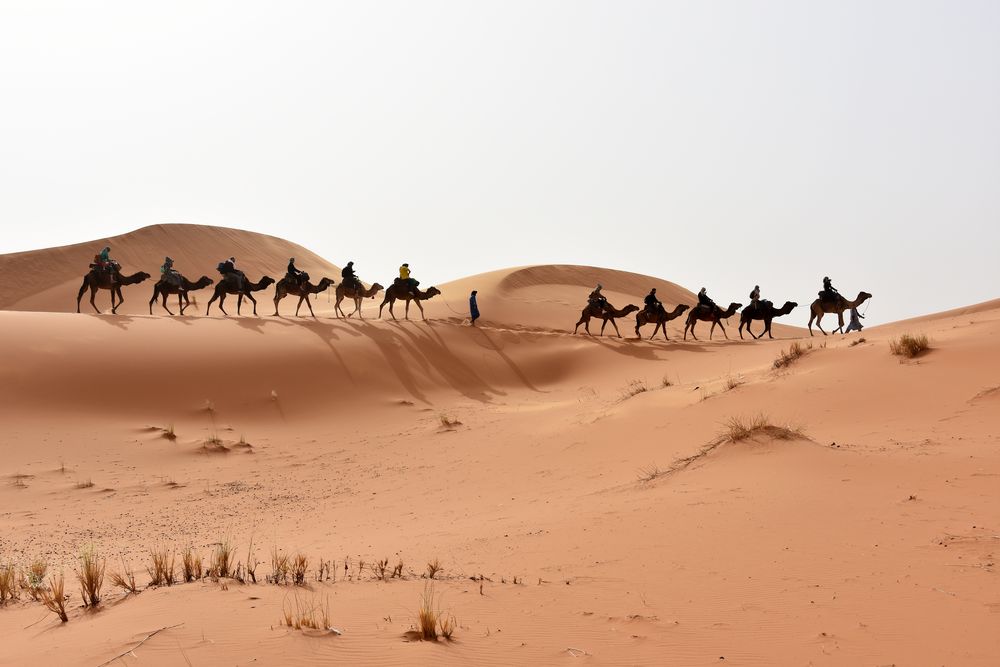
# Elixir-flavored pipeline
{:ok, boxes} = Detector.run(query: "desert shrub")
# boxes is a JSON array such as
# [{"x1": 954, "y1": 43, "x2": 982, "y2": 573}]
[
  {"x1": 417, "y1": 583, "x2": 439, "y2": 640},
  {"x1": 849, "y1": 337, "x2": 866, "y2": 347},
  {"x1": 637, "y1": 465, "x2": 663, "y2": 483},
  {"x1": 773, "y1": 341, "x2": 812, "y2": 369},
  {"x1": 39, "y1": 574, "x2": 68, "y2": 622},
  {"x1": 110, "y1": 558, "x2": 139, "y2": 595},
  {"x1": 147, "y1": 547, "x2": 176, "y2": 586},
  {"x1": 439, "y1": 414, "x2": 462, "y2": 429},
  {"x1": 182, "y1": 547, "x2": 203, "y2": 582},
  {"x1": 211, "y1": 538, "x2": 235, "y2": 578},
  {"x1": 372, "y1": 558, "x2": 389, "y2": 581},
  {"x1": 426, "y1": 558, "x2": 442, "y2": 579},
  {"x1": 291, "y1": 554, "x2": 308, "y2": 586},
  {"x1": 890, "y1": 333, "x2": 929, "y2": 358},
  {"x1": 21, "y1": 559, "x2": 48, "y2": 600},
  {"x1": 723, "y1": 374, "x2": 744, "y2": 391},
  {"x1": 618, "y1": 379, "x2": 648, "y2": 401},
  {"x1": 76, "y1": 546, "x2": 106, "y2": 607},
  {"x1": 721, "y1": 414, "x2": 803, "y2": 443},
  {"x1": 0, "y1": 562, "x2": 18, "y2": 603},
  {"x1": 282, "y1": 594, "x2": 331, "y2": 631},
  {"x1": 439, "y1": 613, "x2": 457, "y2": 640},
  {"x1": 270, "y1": 547, "x2": 290, "y2": 585}
]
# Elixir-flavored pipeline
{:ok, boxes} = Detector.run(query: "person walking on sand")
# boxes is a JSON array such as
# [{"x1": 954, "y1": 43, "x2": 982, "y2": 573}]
[
  {"x1": 844, "y1": 306, "x2": 865, "y2": 333},
  {"x1": 469, "y1": 290, "x2": 480, "y2": 326}
]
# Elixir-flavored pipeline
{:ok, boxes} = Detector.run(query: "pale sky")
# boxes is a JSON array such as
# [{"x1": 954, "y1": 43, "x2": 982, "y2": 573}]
[{"x1": 1, "y1": 1, "x2": 998, "y2": 323}]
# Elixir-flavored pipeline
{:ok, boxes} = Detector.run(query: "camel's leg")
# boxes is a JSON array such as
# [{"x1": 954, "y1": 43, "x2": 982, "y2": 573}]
[
  {"x1": 148, "y1": 286, "x2": 157, "y2": 315},
  {"x1": 415, "y1": 299, "x2": 426, "y2": 321},
  {"x1": 738, "y1": 319, "x2": 745, "y2": 340},
  {"x1": 334, "y1": 295, "x2": 343, "y2": 318},
  {"x1": 404, "y1": 299, "x2": 411, "y2": 320},
  {"x1": 814, "y1": 312, "x2": 827, "y2": 336},
  {"x1": 160, "y1": 290, "x2": 175, "y2": 316},
  {"x1": 717, "y1": 320, "x2": 728, "y2": 339},
  {"x1": 219, "y1": 293, "x2": 230, "y2": 316},
  {"x1": 246, "y1": 292, "x2": 258, "y2": 316},
  {"x1": 295, "y1": 296, "x2": 304, "y2": 317},
  {"x1": 77, "y1": 279, "x2": 89, "y2": 313},
  {"x1": 273, "y1": 293, "x2": 282, "y2": 317},
  {"x1": 89, "y1": 285, "x2": 100, "y2": 313},
  {"x1": 765, "y1": 318, "x2": 773, "y2": 339},
  {"x1": 608, "y1": 318, "x2": 622, "y2": 338},
  {"x1": 574, "y1": 314, "x2": 586, "y2": 334},
  {"x1": 599, "y1": 317, "x2": 608, "y2": 336},
  {"x1": 354, "y1": 297, "x2": 364, "y2": 319},
  {"x1": 112, "y1": 285, "x2": 125, "y2": 314},
  {"x1": 378, "y1": 296, "x2": 392, "y2": 319},
  {"x1": 304, "y1": 295, "x2": 316, "y2": 318},
  {"x1": 660, "y1": 321, "x2": 669, "y2": 341},
  {"x1": 388, "y1": 299, "x2": 397, "y2": 321},
  {"x1": 688, "y1": 321, "x2": 698, "y2": 341},
  {"x1": 834, "y1": 312, "x2": 845, "y2": 335}
]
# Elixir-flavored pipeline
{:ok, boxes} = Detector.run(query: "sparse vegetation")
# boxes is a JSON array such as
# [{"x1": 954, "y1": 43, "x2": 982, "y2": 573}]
[
  {"x1": 426, "y1": 558, "x2": 442, "y2": 579},
  {"x1": 182, "y1": 547, "x2": 203, "y2": 582},
  {"x1": 281, "y1": 594, "x2": 332, "y2": 631},
  {"x1": 661, "y1": 375, "x2": 673, "y2": 388},
  {"x1": 721, "y1": 414, "x2": 803, "y2": 444},
  {"x1": 162, "y1": 424, "x2": 177, "y2": 440},
  {"x1": 439, "y1": 414, "x2": 462, "y2": 429},
  {"x1": 417, "y1": 583, "x2": 440, "y2": 640},
  {"x1": 392, "y1": 560, "x2": 404, "y2": 579},
  {"x1": 76, "y1": 546, "x2": 106, "y2": 607},
  {"x1": 291, "y1": 553, "x2": 308, "y2": 586},
  {"x1": 439, "y1": 613, "x2": 457, "y2": 640},
  {"x1": 723, "y1": 374, "x2": 744, "y2": 391},
  {"x1": 39, "y1": 574, "x2": 68, "y2": 622},
  {"x1": 850, "y1": 337, "x2": 866, "y2": 347},
  {"x1": 618, "y1": 379, "x2": 649, "y2": 401},
  {"x1": 890, "y1": 333, "x2": 929, "y2": 358},
  {"x1": 372, "y1": 558, "x2": 389, "y2": 581},
  {"x1": 75, "y1": 478, "x2": 95, "y2": 489},
  {"x1": 637, "y1": 465, "x2": 664, "y2": 483},
  {"x1": 110, "y1": 558, "x2": 139, "y2": 595},
  {"x1": 0, "y1": 561, "x2": 18, "y2": 603},
  {"x1": 147, "y1": 546, "x2": 176, "y2": 586},
  {"x1": 211, "y1": 538, "x2": 235, "y2": 578},
  {"x1": 773, "y1": 341, "x2": 812, "y2": 369},
  {"x1": 21, "y1": 558, "x2": 48, "y2": 600}
]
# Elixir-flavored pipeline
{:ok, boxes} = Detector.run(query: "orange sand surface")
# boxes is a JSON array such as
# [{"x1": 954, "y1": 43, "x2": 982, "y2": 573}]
[{"x1": 0, "y1": 225, "x2": 997, "y2": 665}]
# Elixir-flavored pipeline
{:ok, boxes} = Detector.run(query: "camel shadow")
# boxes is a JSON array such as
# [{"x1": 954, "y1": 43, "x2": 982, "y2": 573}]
[
  {"x1": 395, "y1": 321, "x2": 508, "y2": 402},
  {"x1": 87, "y1": 313, "x2": 138, "y2": 331},
  {"x1": 338, "y1": 320, "x2": 431, "y2": 403}
]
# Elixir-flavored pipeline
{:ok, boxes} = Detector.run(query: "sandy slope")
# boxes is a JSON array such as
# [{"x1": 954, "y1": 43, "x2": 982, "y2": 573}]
[{"x1": 0, "y1": 227, "x2": 998, "y2": 666}]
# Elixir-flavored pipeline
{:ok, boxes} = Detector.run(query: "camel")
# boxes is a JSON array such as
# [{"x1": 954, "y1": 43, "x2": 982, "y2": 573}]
[
  {"x1": 205, "y1": 273, "x2": 275, "y2": 316},
  {"x1": 76, "y1": 268, "x2": 151, "y2": 314},
  {"x1": 378, "y1": 282, "x2": 441, "y2": 321},
  {"x1": 148, "y1": 274, "x2": 214, "y2": 315},
  {"x1": 738, "y1": 300, "x2": 798, "y2": 340},
  {"x1": 272, "y1": 275, "x2": 336, "y2": 317},
  {"x1": 808, "y1": 291, "x2": 872, "y2": 336},
  {"x1": 334, "y1": 281, "x2": 384, "y2": 319},
  {"x1": 683, "y1": 302, "x2": 742, "y2": 340},
  {"x1": 573, "y1": 302, "x2": 640, "y2": 337},
  {"x1": 634, "y1": 304, "x2": 690, "y2": 340}
]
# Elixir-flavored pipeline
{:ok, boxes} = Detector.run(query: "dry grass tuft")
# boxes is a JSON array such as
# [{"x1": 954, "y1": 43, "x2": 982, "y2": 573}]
[
  {"x1": 417, "y1": 583, "x2": 440, "y2": 640},
  {"x1": 637, "y1": 465, "x2": 664, "y2": 483},
  {"x1": 773, "y1": 341, "x2": 813, "y2": 369},
  {"x1": 281, "y1": 594, "x2": 332, "y2": 631},
  {"x1": 147, "y1": 547, "x2": 176, "y2": 586},
  {"x1": 849, "y1": 337, "x2": 866, "y2": 347},
  {"x1": 439, "y1": 613, "x2": 457, "y2": 640},
  {"x1": 392, "y1": 560, "x2": 404, "y2": 579},
  {"x1": 162, "y1": 424, "x2": 177, "y2": 440},
  {"x1": 721, "y1": 414, "x2": 803, "y2": 444},
  {"x1": 76, "y1": 546, "x2": 106, "y2": 607},
  {"x1": 439, "y1": 414, "x2": 462, "y2": 429},
  {"x1": 211, "y1": 538, "x2": 235, "y2": 578},
  {"x1": 110, "y1": 557, "x2": 139, "y2": 595},
  {"x1": 291, "y1": 553, "x2": 308, "y2": 586},
  {"x1": 0, "y1": 562, "x2": 18, "y2": 603},
  {"x1": 661, "y1": 375, "x2": 673, "y2": 388},
  {"x1": 723, "y1": 374, "x2": 744, "y2": 391},
  {"x1": 618, "y1": 379, "x2": 648, "y2": 401},
  {"x1": 75, "y1": 478, "x2": 95, "y2": 489},
  {"x1": 372, "y1": 558, "x2": 389, "y2": 581},
  {"x1": 39, "y1": 574, "x2": 68, "y2": 622},
  {"x1": 426, "y1": 558, "x2": 442, "y2": 579},
  {"x1": 890, "y1": 333, "x2": 929, "y2": 358},
  {"x1": 270, "y1": 548, "x2": 290, "y2": 585},
  {"x1": 182, "y1": 547, "x2": 203, "y2": 582},
  {"x1": 21, "y1": 559, "x2": 48, "y2": 600}
]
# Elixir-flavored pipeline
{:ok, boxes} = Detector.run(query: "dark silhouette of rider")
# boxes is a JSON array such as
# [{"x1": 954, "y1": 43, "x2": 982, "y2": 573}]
[
  {"x1": 342, "y1": 261, "x2": 358, "y2": 289},
  {"x1": 822, "y1": 276, "x2": 839, "y2": 302},
  {"x1": 588, "y1": 284, "x2": 608, "y2": 311},
  {"x1": 644, "y1": 288, "x2": 662, "y2": 314},
  {"x1": 287, "y1": 257, "x2": 304, "y2": 284},
  {"x1": 697, "y1": 287, "x2": 716, "y2": 310}
]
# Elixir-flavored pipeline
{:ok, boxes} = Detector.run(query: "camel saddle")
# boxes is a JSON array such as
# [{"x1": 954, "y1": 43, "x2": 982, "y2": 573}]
[{"x1": 162, "y1": 270, "x2": 182, "y2": 288}]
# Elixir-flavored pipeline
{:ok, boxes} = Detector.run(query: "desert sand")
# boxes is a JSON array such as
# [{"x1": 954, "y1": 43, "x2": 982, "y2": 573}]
[{"x1": 0, "y1": 224, "x2": 997, "y2": 666}]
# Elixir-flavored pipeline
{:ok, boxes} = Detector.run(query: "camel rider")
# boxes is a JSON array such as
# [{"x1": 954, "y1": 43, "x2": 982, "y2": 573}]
[
  {"x1": 161, "y1": 256, "x2": 175, "y2": 275},
  {"x1": 399, "y1": 263, "x2": 418, "y2": 294},
  {"x1": 822, "y1": 276, "x2": 839, "y2": 302},
  {"x1": 697, "y1": 287, "x2": 717, "y2": 311},
  {"x1": 287, "y1": 257, "x2": 304, "y2": 285},
  {"x1": 96, "y1": 246, "x2": 119, "y2": 283},
  {"x1": 588, "y1": 284, "x2": 608, "y2": 311},
  {"x1": 342, "y1": 261, "x2": 359, "y2": 290},
  {"x1": 218, "y1": 257, "x2": 236, "y2": 275},
  {"x1": 749, "y1": 285, "x2": 760, "y2": 308},
  {"x1": 643, "y1": 288, "x2": 662, "y2": 314}
]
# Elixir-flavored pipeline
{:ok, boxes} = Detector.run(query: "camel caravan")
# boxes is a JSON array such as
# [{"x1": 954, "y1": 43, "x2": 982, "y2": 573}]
[
  {"x1": 575, "y1": 278, "x2": 871, "y2": 341},
  {"x1": 76, "y1": 249, "x2": 440, "y2": 320},
  {"x1": 77, "y1": 247, "x2": 871, "y2": 339}
]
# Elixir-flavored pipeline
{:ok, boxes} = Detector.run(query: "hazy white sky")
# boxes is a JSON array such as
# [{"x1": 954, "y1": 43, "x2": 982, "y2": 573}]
[{"x1": 1, "y1": 1, "x2": 998, "y2": 323}]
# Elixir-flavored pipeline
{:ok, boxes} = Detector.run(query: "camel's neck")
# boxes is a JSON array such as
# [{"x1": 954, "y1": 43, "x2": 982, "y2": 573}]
[{"x1": 848, "y1": 292, "x2": 869, "y2": 307}]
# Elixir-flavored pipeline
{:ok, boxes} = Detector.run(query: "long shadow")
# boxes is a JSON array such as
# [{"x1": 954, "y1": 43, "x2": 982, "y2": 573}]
[
  {"x1": 87, "y1": 313, "x2": 138, "y2": 331},
  {"x1": 335, "y1": 320, "x2": 430, "y2": 403},
  {"x1": 394, "y1": 321, "x2": 505, "y2": 402},
  {"x1": 448, "y1": 323, "x2": 546, "y2": 394}
]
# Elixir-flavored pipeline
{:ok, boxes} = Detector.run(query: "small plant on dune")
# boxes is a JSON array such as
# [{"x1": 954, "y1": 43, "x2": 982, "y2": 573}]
[
  {"x1": 426, "y1": 558, "x2": 442, "y2": 580},
  {"x1": 76, "y1": 545, "x2": 106, "y2": 607},
  {"x1": 721, "y1": 414, "x2": 803, "y2": 444},
  {"x1": 270, "y1": 548, "x2": 290, "y2": 585},
  {"x1": 182, "y1": 547, "x2": 203, "y2": 582},
  {"x1": 850, "y1": 337, "x2": 866, "y2": 347},
  {"x1": 147, "y1": 546, "x2": 176, "y2": 586},
  {"x1": 439, "y1": 613, "x2": 457, "y2": 641},
  {"x1": 162, "y1": 424, "x2": 177, "y2": 440},
  {"x1": 392, "y1": 560, "x2": 404, "y2": 579},
  {"x1": 291, "y1": 553, "x2": 309, "y2": 586},
  {"x1": 417, "y1": 583, "x2": 440, "y2": 640},
  {"x1": 110, "y1": 558, "x2": 139, "y2": 595},
  {"x1": 39, "y1": 574, "x2": 68, "y2": 622},
  {"x1": 773, "y1": 341, "x2": 812, "y2": 369},
  {"x1": 618, "y1": 379, "x2": 648, "y2": 402},
  {"x1": 21, "y1": 558, "x2": 48, "y2": 600},
  {"x1": 723, "y1": 374, "x2": 744, "y2": 391},
  {"x1": 12, "y1": 473, "x2": 28, "y2": 489},
  {"x1": 75, "y1": 478, "x2": 95, "y2": 489},
  {"x1": 0, "y1": 561, "x2": 18, "y2": 603},
  {"x1": 282, "y1": 594, "x2": 332, "y2": 631},
  {"x1": 637, "y1": 464, "x2": 664, "y2": 483},
  {"x1": 438, "y1": 414, "x2": 462, "y2": 429},
  {"x1": 890, "y1": 333, "x2": 929, "y2": 358},
  {"x1": 211, "y1": 538, "x2": 235, "y2": 579},
  {"x1": 372, "y1": 558, "x2": 389, "y2": 581},
  {"x1": 661, "y1": 375, "x2": 673, "y2": 388}
]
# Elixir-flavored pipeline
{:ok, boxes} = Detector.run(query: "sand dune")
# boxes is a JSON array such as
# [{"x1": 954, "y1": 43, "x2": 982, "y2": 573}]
[{"x1": 0, "y1": 226, "x2": 998, "y2": 665}]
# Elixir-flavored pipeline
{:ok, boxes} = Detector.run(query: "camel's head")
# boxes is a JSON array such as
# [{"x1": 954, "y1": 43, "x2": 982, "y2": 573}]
[
  {"x1": 259, "y1": 276, "x2": 276, "y2": 288},
  {"x1": 623, "y1": 304, "x2": 640, "y2": 314},
  {"x1": 426, "y1": 286, "x2": 441, "y2": 297},
  {"x1": 319, "y1": 277, "x2": 336, "y2": 289},
  {"x1": 196, "y1": 276, "x2": 215, "y2": 289},
  {"x1": 136, "y1": 271, "x2": 152, "y2": 283},
  {"x1": 677, "y1": 304, "x2": 691, "y2": 313},
  {"x1": 725, "y1": 302, "x2": 743, "y2": 317},
  {"x1": 370, "y1": 282, "x2": 384, "y2": 297},
  {"x1": 859, "y1": 291, "x2": 873, "y2": 302}
]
